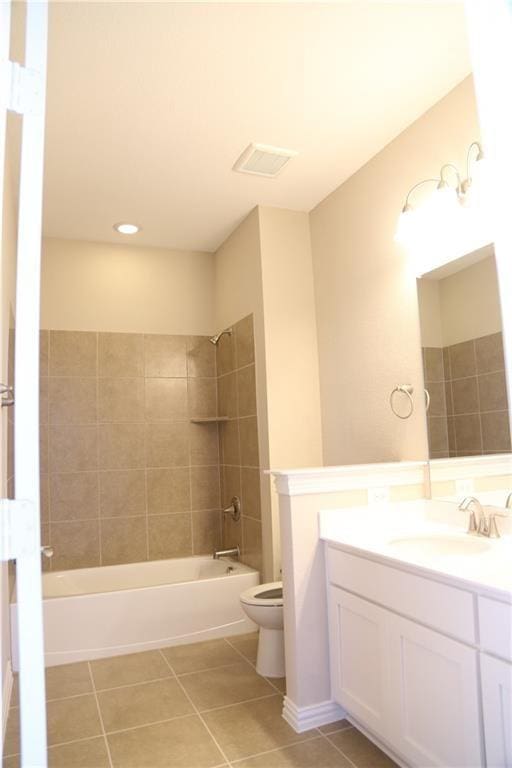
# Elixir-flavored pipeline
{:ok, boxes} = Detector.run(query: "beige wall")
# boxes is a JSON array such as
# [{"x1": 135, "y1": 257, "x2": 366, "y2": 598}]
[
  {"x1": 41, "y1": 238, "x2": 215, "y2": 336},
  {"x1": 310, "y1": 76, "x2": 481, "y2": 465}
]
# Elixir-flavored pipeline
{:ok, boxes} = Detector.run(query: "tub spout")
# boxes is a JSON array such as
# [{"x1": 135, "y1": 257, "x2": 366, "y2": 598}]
[{"x1": 213, "y1": 546, "x2": 240, "y2": 561}]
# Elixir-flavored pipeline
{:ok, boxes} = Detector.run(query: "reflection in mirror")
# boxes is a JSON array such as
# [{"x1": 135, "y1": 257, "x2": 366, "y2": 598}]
[{"x1": 417, "y1": 244, "x2": 511, "y2": 461}]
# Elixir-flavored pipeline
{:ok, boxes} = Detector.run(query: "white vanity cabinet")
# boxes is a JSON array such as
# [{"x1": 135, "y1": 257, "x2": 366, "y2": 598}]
[{"x1": 326, "y1": 546, "x2": 485, "y2": 767}]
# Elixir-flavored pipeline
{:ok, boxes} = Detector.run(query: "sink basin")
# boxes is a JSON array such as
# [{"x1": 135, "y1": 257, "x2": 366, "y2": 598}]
[{"x1": 387, "y1": 534, "x2": 491, "y2": 558}]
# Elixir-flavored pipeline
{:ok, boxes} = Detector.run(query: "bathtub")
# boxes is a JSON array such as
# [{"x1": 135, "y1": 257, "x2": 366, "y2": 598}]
[{"x1": 11, "y1": 556, "x2": 259, "y2": 669}]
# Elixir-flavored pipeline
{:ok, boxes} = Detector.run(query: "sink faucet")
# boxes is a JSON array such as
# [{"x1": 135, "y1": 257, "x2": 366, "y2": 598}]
[
  {"x1": 213, "y1": 545, "x2": 240, "y2": 561},
  {"x1": 458, "y1": 496, "x2": 484, "y2": 534}
]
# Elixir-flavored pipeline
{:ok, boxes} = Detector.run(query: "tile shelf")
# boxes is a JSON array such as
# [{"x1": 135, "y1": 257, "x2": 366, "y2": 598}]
[{"x1": 189, "y1": 417, "x2": 229, "y2": 423}]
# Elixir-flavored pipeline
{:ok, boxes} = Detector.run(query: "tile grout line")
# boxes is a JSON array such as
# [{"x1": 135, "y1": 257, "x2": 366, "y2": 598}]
[
  {"x1": 158, "y1": 649, "x2": 234, "y2": 768},
  {"x1": 323, "y1": 731, "x2": 360, "y2": 768},
  {"x1": 223, "y1": 637, "x2": 285, "y2": 697},
  {"x1": 87, "y1": 661, "x2": 114, "y2": 768},
  {"x1": 226, "y1": 733, "x2": 328, "y2": 765}
]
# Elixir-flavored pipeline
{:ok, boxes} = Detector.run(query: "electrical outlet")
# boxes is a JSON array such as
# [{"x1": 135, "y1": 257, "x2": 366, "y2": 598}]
[
  {"x1": 456, "y1": 478, "x2": 474, "y2": 496},
  {"x1": 368, "y1": 486, "x2": 390, "y2": 505}
]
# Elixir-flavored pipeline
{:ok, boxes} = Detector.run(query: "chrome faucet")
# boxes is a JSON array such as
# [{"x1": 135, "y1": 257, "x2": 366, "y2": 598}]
[
  {"x1": 505, "y1": 492, "x2": 512, "y2": 509},
  {"x1": 458, "y1": 496, "x2": 484, "y2": 534},
  {"x1": 213, "y1": 545, "x2": 240, "y2": 561}
]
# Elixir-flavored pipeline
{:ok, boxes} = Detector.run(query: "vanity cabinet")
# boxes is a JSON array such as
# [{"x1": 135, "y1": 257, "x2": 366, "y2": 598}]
[
  {"x1": 480, "y1": 653, "x2": 512, "y2": 767},
  {"x1": 327, "y1": 547, "x2": 486, "y2": 768}
]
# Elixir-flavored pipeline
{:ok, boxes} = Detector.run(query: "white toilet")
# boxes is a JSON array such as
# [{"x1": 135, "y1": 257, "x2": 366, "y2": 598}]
[{"x1": 240, "y1": 581, "x2": 284, "y2": 678}]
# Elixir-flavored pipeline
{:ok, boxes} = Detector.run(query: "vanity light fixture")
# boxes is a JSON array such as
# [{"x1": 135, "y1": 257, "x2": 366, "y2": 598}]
[{"x1": 113, "y1": 222, "x2": 140, "y2": 235}]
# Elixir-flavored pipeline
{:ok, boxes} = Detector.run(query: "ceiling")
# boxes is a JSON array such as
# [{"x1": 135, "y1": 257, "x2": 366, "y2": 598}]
[{"x1": 43, "y1": 1, "x2": 471, "y2": 253}]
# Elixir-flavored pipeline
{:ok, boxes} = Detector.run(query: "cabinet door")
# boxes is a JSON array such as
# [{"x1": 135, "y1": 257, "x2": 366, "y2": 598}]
[
  {"x1": 481, "y1": 653, "x2": 512, "y2": 767},
  {"x1": 388, "y1": 615, "x2": 483, "y2": 768},
  {"x1": 328, "y1": 587, "x2": 390, "y2": 739}
]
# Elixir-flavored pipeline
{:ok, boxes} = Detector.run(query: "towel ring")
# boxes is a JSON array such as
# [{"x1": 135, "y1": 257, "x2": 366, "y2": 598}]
[
  {"x1": 390, "y1": 384, "x2": 414, "y2": 419},
  {"x1": 424, "y1": 388, "x2": 431, "y2": 412}
]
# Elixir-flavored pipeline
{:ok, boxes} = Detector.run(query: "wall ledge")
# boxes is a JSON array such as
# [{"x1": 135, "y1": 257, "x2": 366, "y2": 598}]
[
  {"x1": 282, "y1": 695, "x2": 346, "y2": 733},
  {"x1": 429, "y1": 453, "x2": 512, "y2": 482},
  {"x1": 268, "y1": 461, "x2": 427, "y2": 497}
]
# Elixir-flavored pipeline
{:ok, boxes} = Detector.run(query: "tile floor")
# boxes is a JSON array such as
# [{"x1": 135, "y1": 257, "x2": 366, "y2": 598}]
[{"x1": 3, "y1": 633, "x2": 397, "y2": 768}]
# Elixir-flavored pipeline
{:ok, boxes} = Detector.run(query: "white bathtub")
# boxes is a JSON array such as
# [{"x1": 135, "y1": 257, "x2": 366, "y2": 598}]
[{"x1": 11, "y1": 556, "x2": 259, "y2": 668}]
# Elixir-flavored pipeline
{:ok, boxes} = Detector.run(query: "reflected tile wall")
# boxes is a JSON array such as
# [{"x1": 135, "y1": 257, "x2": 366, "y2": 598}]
[
  {"x1": 217, "y1": 315, "x2": 262, "y2": 572},
  {"x1": 423, "y1": 331, "x2": 511, "y2": 459},
  {"x1": 41, "y1": 331, "x2": 221, "y2": 570}
]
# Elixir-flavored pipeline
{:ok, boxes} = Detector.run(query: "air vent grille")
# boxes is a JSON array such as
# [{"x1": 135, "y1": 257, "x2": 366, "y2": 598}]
[{"x1": 233, "y1": 143, "x2": 297, "y2": 178}]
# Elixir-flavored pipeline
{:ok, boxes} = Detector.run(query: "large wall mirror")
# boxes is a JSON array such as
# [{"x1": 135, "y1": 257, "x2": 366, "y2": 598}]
[{"x1": 417, "y1": 244, "x2": 512, "y2": 503}]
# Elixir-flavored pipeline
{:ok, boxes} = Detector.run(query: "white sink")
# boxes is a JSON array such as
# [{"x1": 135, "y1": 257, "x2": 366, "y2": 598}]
[{"x1": 387, "y1": 534, "x2": 491, "y2": 558}]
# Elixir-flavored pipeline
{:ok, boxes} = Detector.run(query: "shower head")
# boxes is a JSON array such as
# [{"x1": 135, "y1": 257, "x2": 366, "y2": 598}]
[{"x1": 209, "y1": 328, "x2": 232, "y2": 345}]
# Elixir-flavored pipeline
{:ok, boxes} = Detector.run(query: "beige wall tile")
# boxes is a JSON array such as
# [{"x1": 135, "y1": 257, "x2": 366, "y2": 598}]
[
  {"x1": 145, "y1": 378, "x2": 188, "y2": 421},
  {"x1": 235, "y1": 315, "x2": 255, "y2": 369},
  {"x1": 50, "y1": 472, "x2": 99, "y2": 521},
  {"x1": 148, "y1": 513, "x2": 192, "y2": 560},
  {"x1": 101, "y1": 517, "x2": 147, "y2": 565},
  {"x1": 220, "y1": 420, "x2": 240, "y2": 465},
  {"x1": 451, "y1": 376, "x2": 479, "y2": 415},
  {"x1": 221, "y1": 465, "x2": 241, "y2": 507},
  {"x1": 190, "y1": 466, "x2": 220, "y2": 510},
  {"x1": 40, "y1": 377, "x2": 49, "y2": 424},
  {"x1": 40, "y1": 330, "x2": 49, "y2": 376},
  {"x1": 192, "y1": 509, "x2": 222, "y2": 555},
  {"x1": 188, "y1": 378, "x2": 217, "y2": 418},
  {"x1": 49, "y1": 331, "x2": 97, "y2": 377},
  {"x1": 40, "y1": 423, "x2": 49, "y2": 474},
  {"x1": 237, "y1": 365, "x2": 257, "y2": 418},
  {"x1": 216, "y1": 331, "x2": 235, "y2": 376},
  {"x1": 239, "y1": 417, "x2": 259, "y2": 467},
  {"x1": 98, "y1": 333, "x2": 144, "y2": 378},
  {"x1": 40, "y1": 474, "x2": 50, "y2": 523},
  {"x1": 481, "y1": 411, "x2": 512, "y2": 452},
  {"x1": 242, "y1": 517, "x2": 262, "y2": 572},
  {"x1": 146, "y1": 467, "x2": 191, "y2": 514},
  {"x1": 49, "y1": 377, "x2": 97, "y2": 424},
  {"x1": 98, "y1": 378, "x2": 144, "y2": 422},
  {"x1": 49, "y1": 425, "x2": 98, "y2": 472},
  {"x1": 427, "y1": 417, "x2": 448, "y2": 453},
  {"x1": 425, "y1": 381, "x2": 445, "y2": 418},
  {"x1": 50, "y1": 520, "x2": 100, "y2": 569},
  {"x1": 423, "y1": 347, "x2": 444, "y2": 382},
  {"x1": 144, "y1": 335, "x2": 187, "y2": 377},
  {"x1": 99, "y1": 470, "x2": 146, "y2": 517},
  {"x1": 189, "y1": 423, "x2": 219, "y2": 466},
  {"x1": 475, "y1": 332, "x2": 505, "y2": 374},
  {"x1": 146, "y1": 422, "x2": 189, "y2": 467},
  {"x1": 241, "y1": 467, "x2": 261, "y2": 520},
  {"x1": 454, "y1": 414, "x2": 482, "y2": 454},
  {"x1": 217, "y1": 372, "x2": 237, "y2": 418},
  {"x1": 99, "y1": 423, "x2": 145, "y2": 469},
  {"x1": 187, "y1": 336, "x2": 216, "y2": 378},
  {"x1": 449, "y1": 340, "x2": 476, "y2": 379},
  {"x1": 223, "y1": 512, "x2": 242, "y2": 550},
  {"x1": 478, "y1": 371, "x2": 509, "y2": 412}
]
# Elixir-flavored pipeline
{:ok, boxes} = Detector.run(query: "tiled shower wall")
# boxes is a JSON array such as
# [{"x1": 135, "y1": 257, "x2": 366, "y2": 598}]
[
  {"x1": 216, "y1": 315, "x2": 262, "y2": 573},
  {"x1": 38, "y1": 320, "x2": 262, "y2": 572},
  {"x1": 423, "y1": 331, "x2": 511, "y2": 459}
]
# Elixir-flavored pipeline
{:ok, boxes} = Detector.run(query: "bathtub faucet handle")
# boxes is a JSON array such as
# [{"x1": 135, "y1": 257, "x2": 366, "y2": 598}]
[
  {"x1": 41, "y1": 546, "x2": 54, "y2": 558},
  {"x1": 222, "y1": 496, "x2": 241, "y2": 522}
]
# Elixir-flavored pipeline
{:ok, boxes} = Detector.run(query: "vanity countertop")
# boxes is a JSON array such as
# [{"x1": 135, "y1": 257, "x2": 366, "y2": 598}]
[{"x1": 320, "y1": 499, "x2": 512, "y2": 603}]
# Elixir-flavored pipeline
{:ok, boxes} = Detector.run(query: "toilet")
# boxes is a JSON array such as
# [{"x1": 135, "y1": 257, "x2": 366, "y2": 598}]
[{"x1": 240, "y1": 581, "x2": 284, "y2": 678}]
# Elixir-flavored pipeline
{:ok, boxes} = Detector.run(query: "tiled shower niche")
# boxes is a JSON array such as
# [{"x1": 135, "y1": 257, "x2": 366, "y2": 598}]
[{"x1": 39, "y1": 316, "x2": 262, "y2": 572}]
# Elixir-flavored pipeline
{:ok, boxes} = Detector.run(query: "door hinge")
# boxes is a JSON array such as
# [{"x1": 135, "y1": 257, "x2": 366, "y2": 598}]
[
  {"x1": 6, "y1": 60, "x2": 43, "y2": 115},
  {"x1": 0, "y1": 499, "x2": 39, "y2": 560}
]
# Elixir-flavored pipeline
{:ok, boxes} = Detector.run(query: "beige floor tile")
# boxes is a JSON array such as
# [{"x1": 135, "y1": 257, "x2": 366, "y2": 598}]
[
  {"x1": 203, "y1": 694, "x2": 315, "y2": 761},
  {"x1": 11, "y1": 662, "x2": 92, "y2": 707},
  {"x1": 179, "y1": 660, "x2": 275, "y2": 711},
  {"x1": 227, "y1": 633, "x2": 259, "y2": 664},
  {"x1": 2, "y1": 756, "x2": 19, "y2": 768},
  {"x1": 98, "y1": 677, "x2": 194, "y2": 732},
  {"x1": 47, "y1": 695, "x2": 103, "y2": 746},
  {"x1": 328, "y1": 728, "x2": 398, "y2": 767},
  {"x1": 267, "y1": 677, "x2": 286, "y2": 693},
  {"x1": 90, "y1": 651, "x2": 171, "y2": 690},
  {"x1": 161, "y1": 639, "x2": 241, "y2": 675},
  {"x1": 318, "y1": 719, "x2": 352, "y2": 735},
  {"x1": 48, "y1": 737, "x2": 111, "y2": 767},
  {"x1": 233, "y1": 736, "x2": 352, "y2": 768},
  {"x1": 3, "y1": 708, "x2": 19, "y2": 757},
  {"x1": 107, "y1": 714, "x2": 224, "y2": 768}
]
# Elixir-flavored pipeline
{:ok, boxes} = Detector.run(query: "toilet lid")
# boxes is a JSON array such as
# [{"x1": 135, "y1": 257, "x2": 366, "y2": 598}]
[{"x1": 240, "y1": 581, "x2": 283, "y2": 606}]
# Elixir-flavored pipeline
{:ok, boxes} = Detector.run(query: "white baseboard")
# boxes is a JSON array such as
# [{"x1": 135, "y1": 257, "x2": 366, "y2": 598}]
[
  {"x1": 2, "y1": 660, "x2": 13, "y2": 747},
  {"x1": 282, "y1": 696, "x2": 346, "y2": 733}
]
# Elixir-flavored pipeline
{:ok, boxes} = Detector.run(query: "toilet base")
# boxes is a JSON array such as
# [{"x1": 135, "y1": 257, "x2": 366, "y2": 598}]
[{"x1": 256, "y1": 628, "x2": 285, "y2": 678}]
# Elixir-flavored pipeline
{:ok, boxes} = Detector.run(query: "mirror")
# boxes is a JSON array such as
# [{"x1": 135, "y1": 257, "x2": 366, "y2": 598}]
[{"x1": 417, "y1": 244, "x2": 511, "y2": 464}]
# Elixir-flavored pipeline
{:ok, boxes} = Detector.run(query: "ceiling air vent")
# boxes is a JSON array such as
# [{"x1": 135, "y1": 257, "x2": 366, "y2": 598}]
[{"x1": 233, "y1": 143, "x2": 297, "y2": 178}]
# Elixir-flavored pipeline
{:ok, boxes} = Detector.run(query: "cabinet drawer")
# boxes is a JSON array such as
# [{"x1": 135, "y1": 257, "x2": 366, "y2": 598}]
[
  {"x1": 479, "y1": 596, "x2": 512, "y2": 661},
  {"x1": 326, "y1": 546, "x2": 475, "y2": 643}
]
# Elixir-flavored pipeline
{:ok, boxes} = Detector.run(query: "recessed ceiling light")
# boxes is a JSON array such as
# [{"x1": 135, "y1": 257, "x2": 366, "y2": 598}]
[{"x1": 114, "y1": 222, "x2": 140, "y2": 235}]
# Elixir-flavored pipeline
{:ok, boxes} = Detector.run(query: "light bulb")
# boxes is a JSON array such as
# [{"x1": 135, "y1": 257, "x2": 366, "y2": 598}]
[{"x1": 114, "y1": 223, "x2": 140, "y2": 235}]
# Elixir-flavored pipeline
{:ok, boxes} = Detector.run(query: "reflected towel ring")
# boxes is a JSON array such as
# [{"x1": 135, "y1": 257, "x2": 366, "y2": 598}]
[
  {"x1": 424, "y1": 388, "x2": 431, "y2": 412},
  {"x1": 390, "y1": 384, "x2": 414, "y2": 419}
]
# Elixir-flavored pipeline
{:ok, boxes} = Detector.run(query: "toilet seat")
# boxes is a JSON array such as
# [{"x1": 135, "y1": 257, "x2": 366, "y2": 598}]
[{"x1": 240, "y1": 581, "x2": 283, "y2": 607}]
